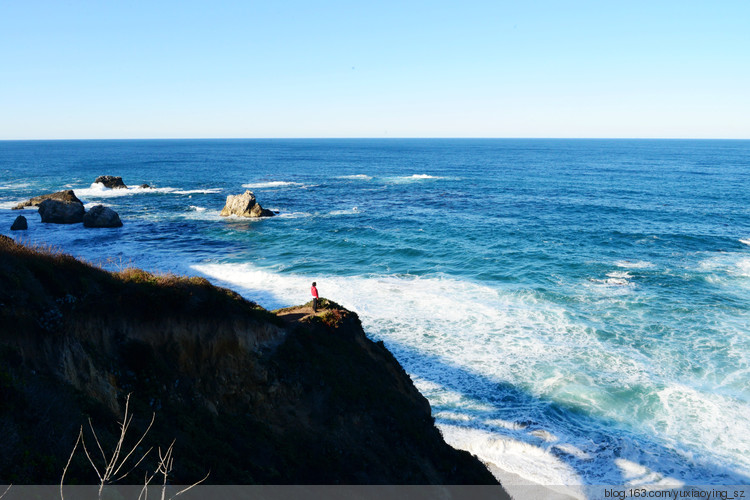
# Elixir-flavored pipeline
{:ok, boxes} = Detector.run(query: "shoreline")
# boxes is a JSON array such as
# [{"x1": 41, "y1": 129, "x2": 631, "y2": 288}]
[{"x1": 488, "y1": 465, "x2": 582, "y2": 500}]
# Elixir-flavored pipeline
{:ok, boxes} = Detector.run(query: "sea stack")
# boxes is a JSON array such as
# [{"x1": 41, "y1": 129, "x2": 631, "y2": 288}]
[
  {"x1": 83, "y1": 205, "x2": 123, "y2": 228},
  {"x1": 11, "y1": 215, "x2": 28, "y2": 230},
  {"x1": 37, "y1": 199, "x2": 85, "y2": 224},
  {"x1": 94, "y1": 175, "x2": 127, "y2": 189},
  {"x1": 220, "y1": 190, "x2": 275, "y2": 218},
  {"x1": 12, "y1": 190, "x2": 83, "y2": 210}
]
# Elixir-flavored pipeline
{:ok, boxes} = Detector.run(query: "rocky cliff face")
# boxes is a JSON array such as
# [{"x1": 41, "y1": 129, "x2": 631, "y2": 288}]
[{"x1": 0, "y1": 237, "x2": 499, "y2": 486}]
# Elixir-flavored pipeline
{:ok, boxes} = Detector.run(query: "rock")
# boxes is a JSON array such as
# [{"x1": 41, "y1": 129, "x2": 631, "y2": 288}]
[
  {"x1": 10, "y1": 215, "x2": 28, "y2": 230},
  {"x1": 0, "y1": 242, "x2": 502, "y2": 486},
  {"x1": 83, "y1": 205, "x2": 123, "y2": 228},
  {"x1": 94, "y1": 176, "x2": 127, "y2": 189},
  {"x1": 38, "y1": 199, "x2": 85, "y2": 224},
  {"x1": 139, "y1": 184, "x2": 151, "y2": 189},
  {"x1": 12, "y1": 190, "x2": 83, "y2": 210},
  {"x1": 220, "y1": 190, "x2": 275, "y2": 218}
]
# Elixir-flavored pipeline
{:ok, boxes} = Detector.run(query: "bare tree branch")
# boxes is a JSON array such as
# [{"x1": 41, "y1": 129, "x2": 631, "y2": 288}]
[
  {"x1": 88, "y1": 417, "x2": 107, "y2": 467},
  {"x1": 170, "y1": 469, "x2": 210, "y2": 499},
  {"x1": 59, "y1": 427, "x2": 83, "y2": 500},
  {"x1": 60, "y1": 392, "x2": 207, "y2": 500}
]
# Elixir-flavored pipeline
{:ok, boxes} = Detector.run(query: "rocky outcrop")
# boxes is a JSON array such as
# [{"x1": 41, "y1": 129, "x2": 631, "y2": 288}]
[
  {"x1": 220, "y1": 190, "x2": 275, "y2": 218},
  {"x1": 95, "y1": 175, "x2": 127, "y2": 189},
  {"x1": 38, "y1": 198, "x2": 85, "y2": 224},
  {"x1": 0, "y1": 239, "x2": 501, "y2": 487},
  {"x1": 139, "y1": 183, "x2": 151, "y2": 189},
  {"x1": 11, "y1": 215, "x2": 28, "y2": 230},
  {"x1": 12, "y1": 190, "x2": 83, "y2": 210},
  {"x1": 83, "y1": 205, "x2": 123, "y2": 228}
]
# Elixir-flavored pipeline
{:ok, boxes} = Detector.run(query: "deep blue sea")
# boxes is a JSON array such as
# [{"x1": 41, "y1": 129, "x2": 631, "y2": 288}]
[{"x1": 2, "y1": 139, "x2": 749, "y2": 492}]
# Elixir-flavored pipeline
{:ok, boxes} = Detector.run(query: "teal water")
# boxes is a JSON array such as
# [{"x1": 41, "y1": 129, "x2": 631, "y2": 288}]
[{"x1": 1, "y1": 139, "x2": 749, "y2": 490}]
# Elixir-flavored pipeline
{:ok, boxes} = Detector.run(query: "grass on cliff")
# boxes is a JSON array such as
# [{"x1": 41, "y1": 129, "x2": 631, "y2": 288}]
[{"x1": 0, "y1": 235, "x2": 279, "y2": 331}]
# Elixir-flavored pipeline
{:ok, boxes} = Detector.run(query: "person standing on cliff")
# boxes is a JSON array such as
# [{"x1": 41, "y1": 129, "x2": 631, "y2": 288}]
[{"x1": 311, "y1": 282, "x2": 319, "y2": 312}]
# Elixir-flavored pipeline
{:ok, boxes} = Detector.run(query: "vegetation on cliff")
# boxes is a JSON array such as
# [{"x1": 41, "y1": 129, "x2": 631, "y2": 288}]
[{"x1": 0, "y1": 236, "x2": 499, "y2": 486}]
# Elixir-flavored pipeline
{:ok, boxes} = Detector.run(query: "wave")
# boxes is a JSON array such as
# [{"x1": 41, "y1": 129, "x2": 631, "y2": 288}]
[
  {"x1": 276, "y1": 212, "x2": 312, "y2": 219},
  {"x1": 385, "y1": 174, "x2": 445, "y2": 184},
  {"x1": 172, "y1": 188, "x2": 222, "y2": 195},
  {"x1": 0, "y1": 199, "x2": 28, "y2": 209},
  {"x1": 438, "y1": 424, "x2": 585, "y2": 497},
  {"x1": 74, "y1": 183, "x2": 171, "y2": 198},
  {"x1": 176, "y1": 207, "x2": 224, "y2": 222},
  {"x1": 698, "y1": 253, "x2": 750, "y2": 281},
  {"x1": 189, "y1": 261, "x2": 750, "y2": 486},
  {"x1": 614, "y1": 260, "x2": 655, "y2": 269},
  {"x1": 71, "y1": 183, "x2": 221, "y2": 198},
  {"x1": 595, "y1": 271, "x2": 633, "y2": 286},
  {"x1": 0, "y1": 182, "x2": 32, "y2": 190},
  {"x1": 241, "y1": 181, "x2": 302, "y2": 189},
  {"x1": 328, "y1": 207, "x2": 360, "y2": 216},
  {"x1": 740, "y1": 239, "x2": 750, "y2": 246},
  {"x1": 337, "y1": 174, "x2": 373, "y2": 180}
]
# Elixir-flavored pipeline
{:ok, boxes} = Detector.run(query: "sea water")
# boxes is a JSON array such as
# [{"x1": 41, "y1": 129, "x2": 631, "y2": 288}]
[{"x1": 1, "y1": 139, "x2": 749, "y2": 492}]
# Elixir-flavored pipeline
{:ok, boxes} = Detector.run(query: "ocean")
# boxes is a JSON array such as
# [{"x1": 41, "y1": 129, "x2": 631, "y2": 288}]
[{"x1": 1, "y1": 139, "x2": 749, "y2": 493}]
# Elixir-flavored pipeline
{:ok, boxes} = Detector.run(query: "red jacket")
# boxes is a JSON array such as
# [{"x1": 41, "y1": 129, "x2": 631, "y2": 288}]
[{"x1": 311, "y1": 286, "x2": 319, "y2": 298}]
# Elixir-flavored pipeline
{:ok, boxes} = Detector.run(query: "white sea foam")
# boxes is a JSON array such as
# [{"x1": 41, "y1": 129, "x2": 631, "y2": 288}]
[
  {"x1": 177, "y1": 208, "x2": 224, "y2": 222},
  {"x1": 698, "y1": 253, "x2": 750, "y2": 281},
  {"x1": 589, "y1": 274, "x2": 634, "y2": 287},
  {"x1": 607, "y1": 271, "x2": 631, "y2": 279},
  {"x1": 72, "y1": 183, "x2": 220, "y2": 199},
  {"x1": 189, "y1": 262, "x2": 750, "y2": 484},
  {"x1": 241, "y1": 181, "x2": 302, "y2": 189},
  {"x1": 276, "y1": 212, "x2": 312, "y2": 219},
  {"x1": 654, "y1": 384, "x2": 750, "y2": 463},
  {"x1": 337, "y1": 174, "x2": 373, "y2": 180},
  {"x1": 597, "y1": 271, "x2": 633, "y2": 286},
  {"x1": 172, "y1": 188, "x2": 222, "y2": 195},
  {"x1": 740, "y1": 239, "x2": 750, "y2": 246},
  {"x1": 438, "y1": 424, "x2": 585, "y2": 497},
  {"x1": 734, "y1": 258, "x2": 750, "y2": 277},
  {"x1": 383, "y1": 174, "x2": 451, "y2": 184},
  {"x1": 74, "y1": 183, "x2": 168, "y2": 198},
  {"x1": 614, "y1": 459, "x2": 685, "y2": 488},
  {"x1": 614, "y1": 260, "x2": 655, "y2": 269},
  {"x1": 0, "y1": 200, "x2": 25, "y2": 209},
  {"x1": 0, "y1": 182, "x2": 31, "y2": 190},
  {"x1": 328, "y1": 207, "x2": 360, "y2": 216}
]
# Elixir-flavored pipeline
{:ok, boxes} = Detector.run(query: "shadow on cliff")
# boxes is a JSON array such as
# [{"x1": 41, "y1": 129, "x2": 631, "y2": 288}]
[{"x1": 375, "y1": 339, "x2": 750, "y2": 493}]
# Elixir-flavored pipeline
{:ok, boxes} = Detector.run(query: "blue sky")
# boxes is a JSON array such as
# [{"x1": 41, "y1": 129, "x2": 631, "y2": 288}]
[{"x1": 1, "y1": 1, "x2": 748, "y2": 139}]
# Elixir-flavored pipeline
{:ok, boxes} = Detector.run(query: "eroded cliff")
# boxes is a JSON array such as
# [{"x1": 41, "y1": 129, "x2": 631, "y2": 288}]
[{"x1": 0, "y1": 237, "x2": 499, "y2": 486}]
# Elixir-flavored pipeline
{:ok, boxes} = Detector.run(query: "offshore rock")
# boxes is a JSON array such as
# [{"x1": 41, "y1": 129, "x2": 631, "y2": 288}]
[
  {"x1": 220, "y1": 190, "x2": 275, "y2": 218},
  {"x1": 11, "y1": 215, "x2": 28, "y2": 230},
  {"x1": 94, "y1": 175, "x2": 127, "y2": 189},
  {"x1": 83, "y1": 205, "x2": 123, "y2": 228},
  {"x1": 12, "y1": 190, "x2": 83, "y2": 210},
  {"x1": 38, "y1": 199, "x2": 85, "y2": 224}
]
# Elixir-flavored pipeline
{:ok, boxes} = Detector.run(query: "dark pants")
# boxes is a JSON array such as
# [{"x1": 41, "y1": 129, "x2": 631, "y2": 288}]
[{"x1": 313, "y1": 297, "x2": 318, "y2": 312}]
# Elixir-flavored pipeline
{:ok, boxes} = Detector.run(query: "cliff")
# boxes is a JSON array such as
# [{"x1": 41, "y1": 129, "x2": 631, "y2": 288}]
[{"x1": 0, "y1": 236, "x2": 499, "y2": 486}]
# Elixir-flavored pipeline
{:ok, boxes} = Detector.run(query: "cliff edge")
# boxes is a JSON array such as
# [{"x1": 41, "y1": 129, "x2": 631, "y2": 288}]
[{"x1": 0, "y1": 237, "x2": 500, "y2": 486}]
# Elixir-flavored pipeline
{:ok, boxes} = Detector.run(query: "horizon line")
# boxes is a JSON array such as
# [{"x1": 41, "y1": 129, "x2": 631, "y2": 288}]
[{"x1": 2, "y1": 136, "x2": 749, "y2": 142}]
